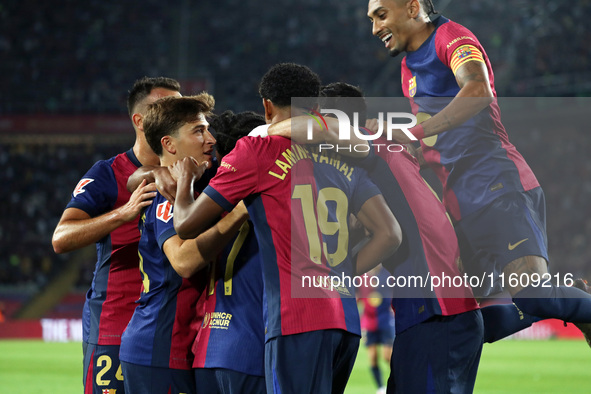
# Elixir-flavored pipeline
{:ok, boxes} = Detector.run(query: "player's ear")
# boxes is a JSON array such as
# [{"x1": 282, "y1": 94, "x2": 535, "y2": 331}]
[
  {"x1": 161, "y1": 135, "x2": 176, "y2": 155},
  {"x1": 263, "y1": 98, "x2": 273, "y2": 122},
  {"x1": 132, "y1": 113, "x2": 143, "y2": 131},
  {"x1": 408, "y1": 0, "x2": 420, "y2": 19}
]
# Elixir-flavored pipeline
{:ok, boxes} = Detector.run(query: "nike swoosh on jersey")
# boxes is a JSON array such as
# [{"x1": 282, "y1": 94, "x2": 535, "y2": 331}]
[{"x1": 508, "y1": 238, "x2": 529, "y2": 251}]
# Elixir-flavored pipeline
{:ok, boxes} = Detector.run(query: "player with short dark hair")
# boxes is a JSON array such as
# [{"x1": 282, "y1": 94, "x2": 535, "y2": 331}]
[
  {"x1": 284, "y1": 80, "x2": 483, "y2": 393},
  {"x1": 52, "y1": 76, "x2": 181, "y2": 394},
  {"x1": 366, "y1": 0, "x2": 591, "y2": 345},
  {"x1": 192, "y1": 110, "x2": 267, "y2": 394},
  {"x1": 166, "y1": 63, "x2": 402, "y2": 393},
  {"x1": 119, "y1": 94, "x2": 249, "y2": 394}
]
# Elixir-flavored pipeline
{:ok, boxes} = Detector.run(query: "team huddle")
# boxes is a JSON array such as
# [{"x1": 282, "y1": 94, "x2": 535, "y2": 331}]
[{"x1": 52, "y1": 1, "x2": 591, "y2": 393}]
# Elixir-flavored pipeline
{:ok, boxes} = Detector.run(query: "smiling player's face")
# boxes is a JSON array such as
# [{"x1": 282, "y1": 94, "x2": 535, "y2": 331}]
[
  {"x1": 368, "y1": 0, "x2": 414, "y2": 57},
  {"x1": 174, "y1": 114, "x2": 216, "y2": 165}
]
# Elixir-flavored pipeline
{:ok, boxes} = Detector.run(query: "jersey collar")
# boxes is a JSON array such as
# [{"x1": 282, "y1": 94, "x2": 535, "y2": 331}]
[{"x1": 125, "y1": 148, "x2": 142, "y2": 168}]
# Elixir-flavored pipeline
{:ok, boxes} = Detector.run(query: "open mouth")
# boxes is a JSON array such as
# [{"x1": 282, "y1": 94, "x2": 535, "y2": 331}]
[{"x1": 381, "y1": 33, "x2": 393, "y2": 47}]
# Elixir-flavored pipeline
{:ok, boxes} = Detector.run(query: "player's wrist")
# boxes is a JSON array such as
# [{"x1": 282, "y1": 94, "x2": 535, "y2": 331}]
[{"x1": 410, "y1": 124, "x2": 425, "y2": 140}]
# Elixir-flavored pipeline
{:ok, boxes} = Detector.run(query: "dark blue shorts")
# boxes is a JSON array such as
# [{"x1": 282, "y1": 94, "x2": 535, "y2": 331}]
[
  {"x1": 194, "y1": 368, "x2": 265, "y2": 394},
  {"x1": 455, "y1": 188, "x2": 549, "y2": 297},
  {"x1": 387, "y1": 309, "x2": 483, "y2": 394},
  {"x1": 365, "y1": 326, "x2": 395, "y2": 347},
  {"x1": 82, "y1": 342, "x2": 124, "y2": 394},
  {"x1": 120, "y1": 361, "x2": 195, "y2": 394},
  {"x1": 265, "y1": 329, "x2": 360, "y2": 394}
]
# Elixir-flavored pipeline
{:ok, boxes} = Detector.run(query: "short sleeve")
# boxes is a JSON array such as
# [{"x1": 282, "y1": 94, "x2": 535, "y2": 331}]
[
  {"x1": 351, "y1": 168, "x2": 382, "y2": 214},
  {"x1": 204, "y1": 138, "x2": 260, "y2": 211},
  {"x1": 435, "y1": 21, "x2": 485, "y2": 75},
  {"x1": 150, "y1": 195, "x2": 177, "y2": 250},
  {"x1": 65, "y1": 160, "x2": 118, "y2": 217}
]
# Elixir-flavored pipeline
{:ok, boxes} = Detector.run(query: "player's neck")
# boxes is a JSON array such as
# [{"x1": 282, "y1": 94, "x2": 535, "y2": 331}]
[
  {"x1": 407, "y1": 21, "x2": 436, "y2": 52},
  {"x1": 133, "y1": 139, "x2": 160, "y2": 166},
  {"x1": 269, "y1": 107, "x2": 295, "y2": 124}
]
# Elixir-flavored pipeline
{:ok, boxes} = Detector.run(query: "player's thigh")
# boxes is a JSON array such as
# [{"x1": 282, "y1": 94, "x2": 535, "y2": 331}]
[
  {"x1": 195, "y1": 368, "x2": 265, "y2": 394},
  {"x1": 83, "y1": 343, "x2": 124, "y2": 394},
  {"x1": 194, "y1": 368, "x2": 219, "y2": 394},
  {"x1": 265, "y1": 330, "x2": 359, "y2": 394},
  {"x1": 121, "y1": 361, "x2": 195, "y2": 394},
  {"x1": 503, "y1": 255, "x2": 549, "y2": 295},
  {"x1": 388, "y1": 310, "x2": 483, "y2": 394},
  {"x1": 332, "y1": 331, "x2": 360, "y2": 394},
  {"x1": 456, "y1": 188, "x2": 548, "y2": 297}
]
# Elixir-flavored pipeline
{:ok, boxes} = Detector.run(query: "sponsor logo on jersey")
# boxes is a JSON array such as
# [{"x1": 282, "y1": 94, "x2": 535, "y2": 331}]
[
  {"x1": 446, "y1": 35, "x2": 475, "y2": 49},
  {"x1": 73, "y1": 178, "x2": 94, "y2": 197},
  {"x1": 409, "y1": 76, "x2": 417, "y2": 97},
  {"x1": 203, "y1": 311, "x2": 233, "y2": 329},
  {"x1": 156, "y1": 201, "x2": 173, "y2": 223},
  {"x1": 220, "y1": 161, "x2": 237, "y2": 172},
  {"x1": 508, "y1": 238, "x2": 528, "y2": 251}
]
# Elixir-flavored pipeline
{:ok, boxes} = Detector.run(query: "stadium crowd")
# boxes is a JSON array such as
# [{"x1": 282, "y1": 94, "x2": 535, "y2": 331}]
[
  {"x1": 1, "y1": 0, "x2": 590, "y2": 115},
  {"x1": 0, "y1": 143, "x2": 121, "y2": 289}
]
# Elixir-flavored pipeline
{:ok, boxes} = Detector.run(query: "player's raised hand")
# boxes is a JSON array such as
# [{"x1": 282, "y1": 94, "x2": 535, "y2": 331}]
[
  {"x1": 170, "y1": 156, "x2": 209, "y2": 184},
  {"x1": 151, "y1": 166, "x2": 177, "y2": 203},
  {"x1": 118, "y1": 179, "x2": 157, "y2": 222},
  {"x1": 364, "y1": 118, "x2": 381, "y2": 134}
]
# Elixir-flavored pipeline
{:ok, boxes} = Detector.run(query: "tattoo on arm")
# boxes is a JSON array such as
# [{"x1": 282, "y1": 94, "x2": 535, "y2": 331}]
[{"x1": 455, "y1": 60, "x2": 489, "y2": 89}]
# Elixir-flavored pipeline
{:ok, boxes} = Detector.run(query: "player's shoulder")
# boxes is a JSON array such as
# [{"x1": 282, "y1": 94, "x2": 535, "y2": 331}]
[
  {"x1": 76, "y1": 155, "x2": 119, "y2": 188},
  {"x1": 235, "y1": 135, "x2": 290, "y2": 154},
  {"x1": 434, "y1": 16, "x2": 480, "y2": 49},
  {"x1": 436, "y1": 17, "x2": 476, "y2": 36},
  {"x1": 88, "y1": 154, "x2": 118, "y2": 171},
  {"x1": 111, "y1": 149, "x2": 142, "y2": 177}
]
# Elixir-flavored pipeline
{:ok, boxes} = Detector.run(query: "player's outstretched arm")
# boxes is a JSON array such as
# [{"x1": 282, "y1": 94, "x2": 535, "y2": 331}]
[
  {"x1": 354, "y1": 194, "x2": 402, "y2": 275},
  {"x1": 371, "y1": 61, "x2": 495, "y2": 145},
  {"x1": 52, "y1": 180, "x2": 157, "y2": 253},
  {"x1": 127, "y1": 165, "x2": 177, "y2": 203},
  {"x1": 267, "y1": 116, "x2": 369, "y2": 158},
  {"x1": 163, "y1": 202, "x2": 249, "y2": 278},
  {"x1": 171, "y1": 157, "x2": 222, "y2": 239},
  {"x1": 418, "y1": 60, "x2": 495, "y2": 139}
]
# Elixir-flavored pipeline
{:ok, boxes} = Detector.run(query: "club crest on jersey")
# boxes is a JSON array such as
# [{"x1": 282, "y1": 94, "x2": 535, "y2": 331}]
[
  {"x1": 156, "y1": 201, "x2": 173, "y2": 223},
  {"x1": 73, "y1": 178, "x2": 94, "y2": 197},
  {"x1": 102, "y1": 389, "x2": 116, "y2": 394},
  {"x1": 456, "y1": 45, "x2": 472, "y2": 59},
  {"x1": 408, "y1": 76, "x2": 417, "y2": 97}
]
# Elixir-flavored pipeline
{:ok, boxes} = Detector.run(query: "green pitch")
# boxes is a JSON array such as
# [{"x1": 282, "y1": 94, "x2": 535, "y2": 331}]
[
  {"x1": 0, "y1": 339, "x2": 589, "y2": 393},
  {"x1": 346, "y1": 339, "x2": 591, "y2": 394}
]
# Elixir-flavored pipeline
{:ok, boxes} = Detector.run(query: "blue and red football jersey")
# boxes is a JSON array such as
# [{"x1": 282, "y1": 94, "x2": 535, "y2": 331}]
[
  {"x1": 193, "y1": 220, "x2": 265, "y2": 376},
  {"x1": 359, "y1": 268, "x2": 395, "y2": 333},
  {"x1": 119, "y1": 193, "x2": 205, "y2": 370},
  {"x1": 204, "y1": 136, "x2": 380, "y2": 341},
  {"x1": 401, "y1": 16, "x2": 539, "y2": 222},
  {"x1": 359, "y1": 132, "x2": 478, "y2": 333},
  {"x1": 65, "y1": 149, "x2": 143, "y2": 346}
]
